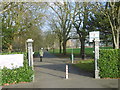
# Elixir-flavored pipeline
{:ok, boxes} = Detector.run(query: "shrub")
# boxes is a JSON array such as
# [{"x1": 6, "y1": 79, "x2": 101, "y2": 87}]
[
  {"x1": 1, "y1": 52, "x2": 34, "y2": 85},
  {"x1": 98, "y1": 49, "x2": 120, "y2": 78},
  {"x1": 2, "y1": 66, "x2": 33, "y2": 85}
]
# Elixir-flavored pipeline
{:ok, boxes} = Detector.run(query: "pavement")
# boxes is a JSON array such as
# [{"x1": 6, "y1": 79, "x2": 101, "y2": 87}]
[{"x1": 2, "y1": 51, "x2": 118, "y2": 88}]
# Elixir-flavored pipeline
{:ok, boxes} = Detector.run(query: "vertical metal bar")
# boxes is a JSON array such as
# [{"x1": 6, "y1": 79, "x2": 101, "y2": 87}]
[{"x1": 71, "y1": 32, "x2": 74, "y2": 64}]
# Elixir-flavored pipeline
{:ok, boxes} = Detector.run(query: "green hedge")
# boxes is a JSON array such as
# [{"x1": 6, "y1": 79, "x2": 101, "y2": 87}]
[
  {"x1": 98, "y1": 49, "x2": 120, "y2": 78},
  {"x1": 0, "y1": 52, "x2": 34, "y2": 85},
  {"x1": 2, "y1": 66, "x2": 33, "y2": 85}
]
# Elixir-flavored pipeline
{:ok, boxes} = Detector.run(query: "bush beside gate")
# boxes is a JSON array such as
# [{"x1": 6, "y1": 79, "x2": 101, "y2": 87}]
[
  {"x1": 98, "y1": 49, "x2": 120, "y2": 78},
  {"x1": 0, "y1": 52, "x2": 34, "y2": 85}
]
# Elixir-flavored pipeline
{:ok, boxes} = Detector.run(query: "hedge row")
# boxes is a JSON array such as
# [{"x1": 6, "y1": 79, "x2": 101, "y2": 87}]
[
  {"x1": 98, "y1": 49, "x2": 120, "y2": 78},
  {"x1": 0, "y1": 52, "x2": 34, "y2": 85}
]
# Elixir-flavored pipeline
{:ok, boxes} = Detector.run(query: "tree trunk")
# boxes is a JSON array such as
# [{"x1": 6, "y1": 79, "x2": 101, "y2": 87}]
[
  {"x1": 80, "y1": 38, "x2": 85, "y2": 60},
  {"x1": 105, "y1": 40, "x2": 108, "y2": 47},
  {"x1": 116, "y1": 30, "x2": 119, "y2": 49},
  {"x1": 112, "y1": 28, "x2": 119, "y2": 49},
  {"x1": 8, "y1": 44, "x2": 13, "y2": 53},
  {"x1": 63, "y1": 40, "x2": 67, "y2": 55},
  {"x1": 59, "y1": 39, "x2": 62, "y2": 54},
  {"x1": 107, "y1": 12, "x2": 119, "y2": 49},
  {"x1": 53, "y1": 48, "x2": 54, "y2": 53},
  {"x1": 111, "y1": 34, "x2": 115, "y2": 49}
]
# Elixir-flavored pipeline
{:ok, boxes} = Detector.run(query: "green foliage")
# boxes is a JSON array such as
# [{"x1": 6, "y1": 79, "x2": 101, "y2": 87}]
[
  {"x1": 1, "y1": 52, "x2": 34, "y2": 85},
  {"x1": 2, "y1": 66, "x2": 33, "y2": 85},
  {"x1": 2, "y1": 3, "x2": 46, "y2": 52},
  {"x1": 73, "y1": 59, "x2": 94, "y2": 72},
  {"x1": 98, "y1": 49, "x2": 120, "y2": 78}
]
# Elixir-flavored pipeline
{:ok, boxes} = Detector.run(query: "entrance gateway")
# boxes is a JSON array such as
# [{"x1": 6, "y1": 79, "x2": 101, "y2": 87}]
[{"x1": 89, "y1": 31, "x2": 100, "y2": 79}]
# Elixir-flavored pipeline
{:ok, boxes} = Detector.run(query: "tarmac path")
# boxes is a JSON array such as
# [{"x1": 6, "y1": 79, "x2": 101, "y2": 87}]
[{"x1": 3, "y1": 51, "x2": 118, "y2": 88}]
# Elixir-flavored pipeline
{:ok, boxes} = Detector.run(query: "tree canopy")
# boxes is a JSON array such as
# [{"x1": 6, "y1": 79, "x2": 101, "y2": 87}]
[{"x1": 1, "y1": 2, "x2": 119, "y2": 56}]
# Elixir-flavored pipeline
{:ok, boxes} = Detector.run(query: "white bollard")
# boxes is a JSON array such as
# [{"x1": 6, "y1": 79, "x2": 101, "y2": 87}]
[
  {"x1": 66, "y1": 64, "x2": 68, "y2": 79},
  {"x1": 71, "y1": 54, "x2": 74, "y2": 64}
]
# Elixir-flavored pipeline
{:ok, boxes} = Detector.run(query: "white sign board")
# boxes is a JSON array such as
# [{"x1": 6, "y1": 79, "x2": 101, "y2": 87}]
[
  {"x1": 0, "y1": 54, "x2": 24, "y2": 69},
  {"x1": 89, "y1": 31, "x2": 100, "y2": 42}
]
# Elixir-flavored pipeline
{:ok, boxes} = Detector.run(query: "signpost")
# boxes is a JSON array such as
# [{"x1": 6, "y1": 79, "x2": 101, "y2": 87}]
[
  {"x1": 89, "y1": 31, "x2": 99, "y2": 42},
  {"x1": 89, "y1": 31, "x2": 100, "y2": 79}
]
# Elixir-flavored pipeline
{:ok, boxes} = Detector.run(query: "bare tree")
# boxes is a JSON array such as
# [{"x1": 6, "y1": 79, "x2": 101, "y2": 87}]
[
  {"x1": 49, "y1": 2, "x2": 72, "y2": 55},
  {"x1": 71, "y1": 2, "x2": 92, "y2": 59},
  {"x1": 49, "y1": 19, "x2": 63, "y2": 53}
]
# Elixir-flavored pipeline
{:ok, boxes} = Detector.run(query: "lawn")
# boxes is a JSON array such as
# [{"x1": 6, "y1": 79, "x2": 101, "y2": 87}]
[
  {"x1": 73, "y1": 59, "x2": 94, "y2": 73},
  {"x1": 49, "y1": 47, "x2": 112, "y2": 58}
]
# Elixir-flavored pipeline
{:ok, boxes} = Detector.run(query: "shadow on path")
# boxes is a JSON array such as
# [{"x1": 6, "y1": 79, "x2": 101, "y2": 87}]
[{"x1": 34, "y1": 64, "x2": 93, "y2": 78}]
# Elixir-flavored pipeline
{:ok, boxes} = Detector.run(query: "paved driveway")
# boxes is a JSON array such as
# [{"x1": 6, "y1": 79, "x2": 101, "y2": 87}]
[{"x1": 3, "y1": 52, "x2": 118, "y2": 88}]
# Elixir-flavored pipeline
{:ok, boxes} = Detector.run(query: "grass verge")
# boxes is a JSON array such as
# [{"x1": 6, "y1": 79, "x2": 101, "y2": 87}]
[{"x1": 73, "y1": 59, "x2": 94, "y2": 73}]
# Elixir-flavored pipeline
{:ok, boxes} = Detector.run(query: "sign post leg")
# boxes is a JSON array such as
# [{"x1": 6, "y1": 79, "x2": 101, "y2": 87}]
[{"x1": 94, "y1": 39, "x2": 100, "y2": 79}]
